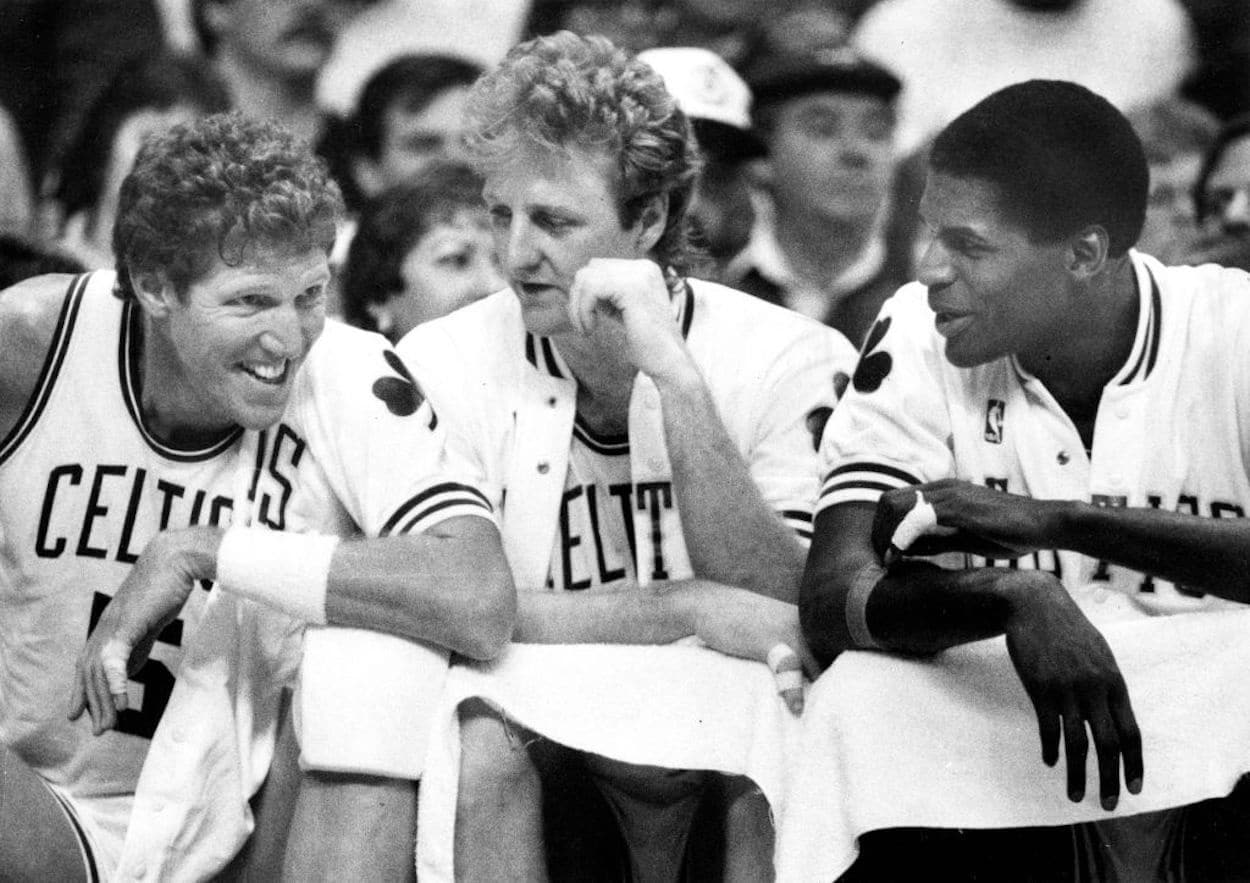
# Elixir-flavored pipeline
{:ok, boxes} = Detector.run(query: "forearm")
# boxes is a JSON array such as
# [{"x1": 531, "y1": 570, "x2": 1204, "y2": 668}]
[
  {"x1": 513, "y1": 580, "x2": 705, "y2": 644},
  {"x1": 323, "y1": 518, "x2": 515, "y2": 659},
  {"x1": 167, "y1": 518, "x2": 515, "y2": 660},
  {"x1": 1054, "y1": 501, "x2": 1250, "y2": 601},
  {"x1": 802, "y1": 504, "x2": 1024, "y2": 668},
  {"x1": 654, "y1": 363, "x2": 805, "y2": 600}
]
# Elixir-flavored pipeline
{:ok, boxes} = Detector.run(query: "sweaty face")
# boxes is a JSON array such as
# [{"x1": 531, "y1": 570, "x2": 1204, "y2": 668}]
[
  {"x1": 917, "y1": 173, "x2": 1073, "y2": 370},
  {"x1": 371, "y1": 86, "x2": 471, "y2": 194},
  {"x1": 766, "y1": 92, "x2": 894, "y2": 224},
  {"x1": 153, "y1": 248, "x2": 329, "y2": 434},
  {"x1": 386, "y1": 210, "x2": 503, "y2": 338},
  {"x1": 483, "y1": 147, "x2": 654, "y2": 336}
]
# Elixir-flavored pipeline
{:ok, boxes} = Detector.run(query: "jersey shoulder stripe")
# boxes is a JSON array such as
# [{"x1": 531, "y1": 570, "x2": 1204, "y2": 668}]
[
  {"x1": 821, "y1": 461, "x2": 922, "y2": 507},
  {"x1": 380, "y1": 481, "x2": 493, "y2": 536},
  {"x1": 0, "y1": 272, "x2": 88, "y2": 465}
]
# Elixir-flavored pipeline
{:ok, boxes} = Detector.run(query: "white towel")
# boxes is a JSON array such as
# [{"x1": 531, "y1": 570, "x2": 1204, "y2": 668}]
[
  {"x1": 297, "y1": 627, "x2": 450, "y2": 777},
  {"x1": 774, "y1": 600, "x2": 1250, "y2": 882},
  {"x1": 416, "y1": 641, "x2": 804, "y2": 881}
]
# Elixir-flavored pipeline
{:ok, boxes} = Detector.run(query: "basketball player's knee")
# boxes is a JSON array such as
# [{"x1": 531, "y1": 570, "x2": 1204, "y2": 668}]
[
  {"x1": 456, "y1": 699, "x2": 540, "y2": 806},
  {"x1": 723, "y1": 776, "x2": 774, "y2": 839}
]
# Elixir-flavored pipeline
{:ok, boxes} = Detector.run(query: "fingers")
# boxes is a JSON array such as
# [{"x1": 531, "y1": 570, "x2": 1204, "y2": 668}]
[
  {"x1": 67, "y1": 660, "x2": 88, "y2": 722},
  {"x1": 1111, "y1": 683, "x2": 1144, "y2": 797},
  {"x1": 1032, "y1": 695, "x2": 1061, "y2": 768},
  {"x1": 767, "y1": 643, "x2": 806, "y2": 715},
  {"x1": 1060, "y1": 699, "x2": 1090, "y2": 803},
  {"x1": 1086, "y1": 703, "x2": 1123, "y2": 810},
  {"x1": 102, "y1": 639, "x2": 131, "y2": 714}
]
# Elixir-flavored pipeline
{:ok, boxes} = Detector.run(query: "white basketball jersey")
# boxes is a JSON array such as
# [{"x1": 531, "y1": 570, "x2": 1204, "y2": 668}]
[{"x1": 0, "y1": 273, "x2": 242, "y2": 829}]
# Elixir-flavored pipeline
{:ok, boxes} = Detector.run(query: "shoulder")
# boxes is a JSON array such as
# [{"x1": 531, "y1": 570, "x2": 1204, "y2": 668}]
[
  {"x1": 0, "y1": 274, "x2": 83, "y2": 430},
  {"x1": 687, "y1": 277, "x2": 854, "y2": 353},
  {"x1": 398, "y1": 290, "x2": 522, "y2": 379}
]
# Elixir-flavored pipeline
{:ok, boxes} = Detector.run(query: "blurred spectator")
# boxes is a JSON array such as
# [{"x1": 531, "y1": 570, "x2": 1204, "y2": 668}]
[
  {"x1": 1186, "y1": 114, "x2": 1250, "y2": 271},
  {"x1": 48, "y1": 52, "x2": 231, "y2": 268},
  {"x1": 346, "y1": 53, "x2": 484, "y2": 204},
  {"x1": 193, "y1": 0, "x2": 378, "y2": 145},
  {"x1": 340, "y1": 159, "x2": 502, "y2": 341},
  {"x1": 731, "y1": 46, "x2": 909, "y2": 347},
  {"x1": 851, "y1": 0, "x2": 1197, "y2": 156},
  {"x1": 638, "y1": 46, "x2": 768, "y2": 279},
  {"x1": 0, "y1": 105, "x2": 35, "y2": 239},
  {"x1": 0, "y1": 233, "x2": 85, "y2": 291},
  {"x1": 1127, "y1": 97, "x2": 1221, "y2": 263},
  {"x1": 0, "y1": 0, "x2": 166, "y2": 186}
]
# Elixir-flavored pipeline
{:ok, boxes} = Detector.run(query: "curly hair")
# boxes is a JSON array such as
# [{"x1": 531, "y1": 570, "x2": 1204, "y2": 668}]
[
  {"x1": 463, "y1": 30, "x2": 701, "y2": 273},
  {"x1": 112, "y1": 112, "x2": 342, "y2": 301},
  {"x1": 340, "y1": 158, "x2": 486, "y2": 333}
]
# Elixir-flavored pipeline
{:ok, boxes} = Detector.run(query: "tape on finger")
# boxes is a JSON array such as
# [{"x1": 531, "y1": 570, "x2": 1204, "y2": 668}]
[
  {"x1": 887, "y1": 490, "x2": 939, "y2": 560},
  {"x1": 102, "y1": 640, "x2": 130, "y2": 699},
  {"x1": 767, "y1": 642, "x2": 804, "y2": 693}
]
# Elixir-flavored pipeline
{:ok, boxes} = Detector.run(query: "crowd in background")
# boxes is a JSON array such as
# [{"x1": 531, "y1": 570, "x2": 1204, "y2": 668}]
[
  {"x1": 2, "y1": 2, "x2": 1250, "y2": 881},
  {"x1": 1, "y1": 0, "x2": 1248, "y2": 342}
]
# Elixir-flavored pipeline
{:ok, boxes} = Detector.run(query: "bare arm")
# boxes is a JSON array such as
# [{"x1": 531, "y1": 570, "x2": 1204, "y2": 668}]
[
  {"x1": 0, "y1": 274, "x2": 77, "y2": 440},
  {"x1": 71, "y1": 516, "x2": 515, "y2": 731},
  {"x1": 567, "y1": 259, "x2": 805, "y2": 601},
  {"x1": 800, "y1": 501, "x2": 1142, "y2": 810},
  {"x1": 875, "y1": 479, "x2": 1250, "y2": 603},
  {"x1": 655, "y1": 363, "x2": 806, "y2": 600}
]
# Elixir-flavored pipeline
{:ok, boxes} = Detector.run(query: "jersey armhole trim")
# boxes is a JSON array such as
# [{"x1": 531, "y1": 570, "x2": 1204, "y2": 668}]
[
  {"x1": 0, "y1": 273, "x2": 89, "y2": 465},
  {"x1": 44, "y1": 783, "x2": 102, "y2": 883}
]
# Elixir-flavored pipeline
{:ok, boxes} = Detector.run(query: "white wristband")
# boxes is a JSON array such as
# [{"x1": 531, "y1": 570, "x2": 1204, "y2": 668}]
[{"x1": 216, "y1": 528, "x2": 338, "y2": 624}]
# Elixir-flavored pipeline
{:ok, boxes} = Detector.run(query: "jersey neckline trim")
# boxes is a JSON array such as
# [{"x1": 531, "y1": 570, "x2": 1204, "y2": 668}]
[
  {"x1": 119, "y1": 298, "x2": 243, "y2": 462},
  {"x1": 0, "y1": 273, "x2": 88, "y2": 465},
  {"x1": 573, "y1": 413, "x2": 630, "y2": 454}
]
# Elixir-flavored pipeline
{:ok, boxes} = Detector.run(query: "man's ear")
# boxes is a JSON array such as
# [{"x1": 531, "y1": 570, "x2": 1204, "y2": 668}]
[
  {"x1": 130, "y1": 270, "x2": 176, "y2": 318},
  {"x1": 1068, "y1": 225, "x2": 1109, "y2": 280},
  {"x1": 634, "y1": 192, "x2": 670, "y2": 254}
]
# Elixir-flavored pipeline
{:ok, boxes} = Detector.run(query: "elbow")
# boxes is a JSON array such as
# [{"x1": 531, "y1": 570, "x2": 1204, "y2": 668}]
[{"x1": 455, "y1": 566, "x2": 516, "y2": 661}]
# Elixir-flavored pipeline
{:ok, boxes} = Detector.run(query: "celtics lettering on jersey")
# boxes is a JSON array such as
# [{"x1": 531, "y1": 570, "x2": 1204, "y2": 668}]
[
  {"x1": 31, "y1": 425, "x2": 307, "y2": 740},
  {"x1": 973, "y1": 477, "x2": 1244, "y2": 600},
  {"x1": 541, "y1": 422, "x2": 676, "y2": 591}
]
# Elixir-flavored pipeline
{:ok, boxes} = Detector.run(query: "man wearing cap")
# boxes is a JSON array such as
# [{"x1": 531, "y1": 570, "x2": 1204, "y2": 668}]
[
  {"x1": 637, "y1": 46, "x2": 769, "y2": 279},
  {"x1": 731, "y1": 44, "x2": 909, "y2": 347}
]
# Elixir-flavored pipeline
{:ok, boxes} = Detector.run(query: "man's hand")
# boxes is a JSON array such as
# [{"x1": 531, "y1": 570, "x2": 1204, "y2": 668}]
[
  {"x1": 872, "y1": 480, "x2": 1066, "y2": 561},
  {"x1": 566, "y1": 258, "x2": 695, "y2": 384},
  {"x1": 1002, "y1": 571, "x2": 1143, "y2": 810},
  {"x1": 68, "y1": 528, "x2": 218, "y2": 734},
  {"x1": 687, "y1": 584, "x2": 819, "y2": 715}
]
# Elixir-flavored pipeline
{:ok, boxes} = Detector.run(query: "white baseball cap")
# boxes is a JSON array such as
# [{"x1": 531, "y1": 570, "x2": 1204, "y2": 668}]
[{"x1": 638, "y1": 46, "x2": 767, "y2": 161}]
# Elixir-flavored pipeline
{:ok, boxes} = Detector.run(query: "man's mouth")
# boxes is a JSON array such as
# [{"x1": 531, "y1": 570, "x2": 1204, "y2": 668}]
[
  {"x1": 933, "y1": 311, "x2": 974, "y2": 338},
  {"x1": 240, "y1": 359, "x2": 290, "y2": 385}
]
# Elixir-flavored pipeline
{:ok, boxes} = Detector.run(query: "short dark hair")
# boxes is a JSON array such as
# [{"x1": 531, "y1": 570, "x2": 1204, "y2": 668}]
[
  {"x1": 930, "y1": 79, "x2": 1148, "y2": 257},
  {"x1": 1193, "y1": 113, "x2": 1250, "y2": 223},
  {"x1": 112, "y1": 112, "x2": 342, "y2": 301},
  {"x1": 352, "y1": 53, "x2": 484, "y2": 161},
  {"x1": 463, "y1": 30, "x2": 701, "y2": 274},
  {"x1": 340, "y1": 158, "x2": 485, "y2": 334}
]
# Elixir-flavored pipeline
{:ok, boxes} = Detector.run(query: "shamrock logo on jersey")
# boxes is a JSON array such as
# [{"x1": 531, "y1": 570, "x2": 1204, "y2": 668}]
[
  {"x1": 372, "y1": 350, "x2": 437, "y2": 428},
  {"x1": 852, "y1": 316, "x2": 893, "y2": 393}
]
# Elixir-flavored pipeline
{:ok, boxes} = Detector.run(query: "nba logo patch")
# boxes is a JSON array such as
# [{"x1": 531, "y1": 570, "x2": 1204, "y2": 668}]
[{"x1": 984, "y1": 399, "x2": 1005, "y2": 444}]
